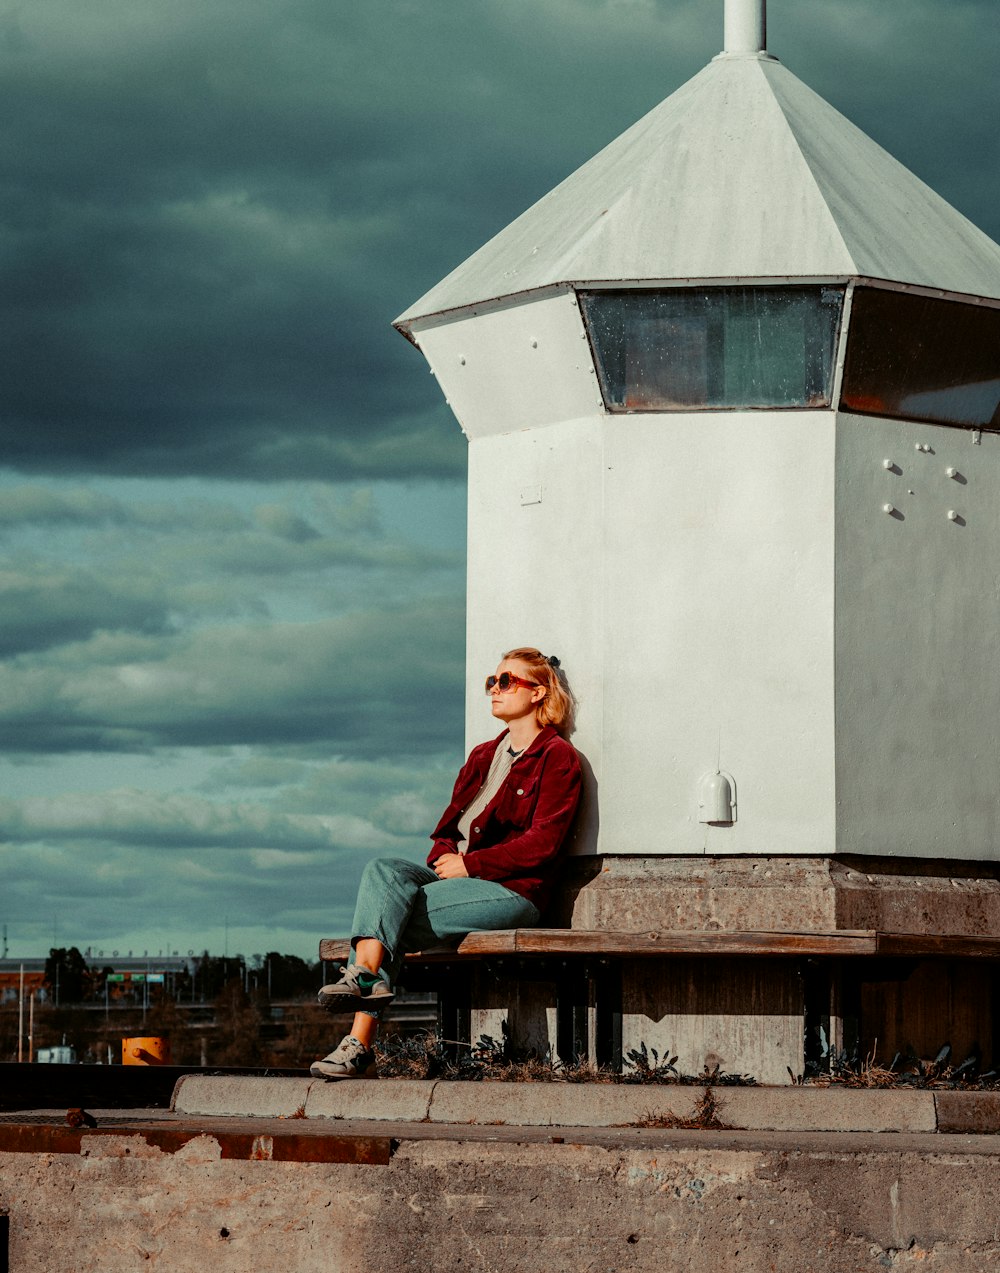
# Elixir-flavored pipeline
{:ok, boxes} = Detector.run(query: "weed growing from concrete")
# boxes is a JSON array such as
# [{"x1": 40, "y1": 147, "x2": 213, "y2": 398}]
[
  {"x1": 620, "y1": 1045, "x2": 754, "y2": 1086},
  {"x1": 800, "y1": 1039, "x2": 999, "y2": 1089},
  {"x1": 620, "y1": 1042, "x2": 678, "y2": 1082},
  {"x1": 375, "y1": 1026, "x2": 1000, "y2": 1089},
  {"x1": 373, "y1": 1028, "x2": 756, "y2": 1085}
]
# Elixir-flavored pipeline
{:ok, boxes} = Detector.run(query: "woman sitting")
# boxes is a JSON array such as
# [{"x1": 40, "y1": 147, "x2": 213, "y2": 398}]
[{"x1": 311, "y1": 646, "x2": 581, "y2": 1079}]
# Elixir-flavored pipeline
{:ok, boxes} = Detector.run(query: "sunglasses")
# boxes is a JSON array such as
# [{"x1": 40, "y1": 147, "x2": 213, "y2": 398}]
[{"x1": 485, "y1": 671, "x2": 539, "y2": 694}]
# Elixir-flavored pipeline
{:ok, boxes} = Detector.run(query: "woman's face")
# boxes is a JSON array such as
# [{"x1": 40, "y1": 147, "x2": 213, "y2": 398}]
[{"x1": 489, "y1": 658, "x2": 545, "y2": 726}]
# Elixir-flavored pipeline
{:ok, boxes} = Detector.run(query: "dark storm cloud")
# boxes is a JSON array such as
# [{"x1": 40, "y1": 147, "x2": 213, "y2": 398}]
[
  {"x1": 0, "y1": 567, "x2": 172, "y2": 656},
  {"x1": 0, "y1": 788, "x2": 396, "y2": 852},
  {"x1": 0, "y1": 0, "x2": 466, "y2": 480},
  {"x1": 0, "y1": 478, "x2": 459, "y2": 638},
  {"x1": 0, "y1": 598, "x2": 465, "y2": 757},
  {"x1": 1, "y1": 1, "x2": 993, "y2": 482}
]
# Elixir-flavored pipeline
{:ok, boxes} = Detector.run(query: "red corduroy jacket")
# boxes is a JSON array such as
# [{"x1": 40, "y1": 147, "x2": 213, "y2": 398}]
[{"x1": 427, "y1": 725, "x2": 582, "y2": 912}]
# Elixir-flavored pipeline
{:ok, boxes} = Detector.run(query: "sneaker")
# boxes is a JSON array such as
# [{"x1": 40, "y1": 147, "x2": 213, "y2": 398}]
[
  {"x1": 317, "y1": 963, "x2": 395, "y2": 1014},
  {"x1": 310, "y1": 1035, "x2": 377, "y2": 1080}
]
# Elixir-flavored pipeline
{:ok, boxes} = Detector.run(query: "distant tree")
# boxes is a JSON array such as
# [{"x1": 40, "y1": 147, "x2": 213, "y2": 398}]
[
  {"x1": 0, "y1": 1003, "x2": 20, "y2": 1062},
  {"x1": 193, "y1": 952, "x2": 245, "y2": 1003},
  {"x1": 212, "y1": 978, "x2": 264, "y2": 1066},
  {"x1": 259, "y1": 952, "x2": 321, "y2": 1000},
  {"x1": 266, "y1": 1003, "x2": 333, "y2": 1070},
  {"x1": 171, "y1": 963, "x2": 194, "y2": 1002},
  {"x1": 44, "y1": 947, "x2": 89, "y2": 1004}
]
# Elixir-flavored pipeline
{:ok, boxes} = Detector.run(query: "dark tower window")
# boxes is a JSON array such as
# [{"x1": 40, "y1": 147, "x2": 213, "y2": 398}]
[
  {"x1": 841, "y1": 287, "x2": 1000, "y2": 430},
  {"x1": 580, "y1": 285, "x2": 845, "y2": 412}
]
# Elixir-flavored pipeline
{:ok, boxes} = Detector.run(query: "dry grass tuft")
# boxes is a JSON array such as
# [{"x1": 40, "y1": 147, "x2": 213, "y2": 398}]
[{"x1": 630, "y1": 1088, "x2": 732, "y2": 1130}]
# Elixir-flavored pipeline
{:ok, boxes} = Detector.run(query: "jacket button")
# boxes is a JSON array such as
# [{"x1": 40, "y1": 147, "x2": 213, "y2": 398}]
[
  {"x1": 473, "y1": 826, "x2": 480, "y2": 834},
  {"x1": 516, "y1": 788, "x2": 524, "y2": 796}
]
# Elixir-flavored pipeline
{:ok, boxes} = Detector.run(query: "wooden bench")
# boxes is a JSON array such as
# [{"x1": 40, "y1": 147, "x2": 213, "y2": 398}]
[
  {"x1": 321, "y1": 928, "x2": 1000, "y2": 963},
  {"x1": 320, "y1": 928, "x2": 1000, "y2": 1078}
]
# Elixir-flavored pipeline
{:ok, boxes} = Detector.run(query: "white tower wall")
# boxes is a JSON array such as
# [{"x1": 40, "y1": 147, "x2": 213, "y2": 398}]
[
  {"x1": 599, "y1": 409, "x2": 836, "y2": 858},
  {"x1": 466, "y1": 408, "x2": 839, "y2": 859},
  {"x1": 834, "y1": 415, "x2": 1000, "y2": 861}
]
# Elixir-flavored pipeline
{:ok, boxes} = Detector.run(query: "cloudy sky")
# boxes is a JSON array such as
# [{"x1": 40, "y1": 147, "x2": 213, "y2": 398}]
[{"x1": 1, "y1": 0, "x2": 997, "y2": 965}]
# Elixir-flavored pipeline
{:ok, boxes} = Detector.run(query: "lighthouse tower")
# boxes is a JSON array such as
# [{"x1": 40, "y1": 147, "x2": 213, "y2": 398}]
[{"x1": 393, "y1": 0, "x2": 1000, "y2": 1078}]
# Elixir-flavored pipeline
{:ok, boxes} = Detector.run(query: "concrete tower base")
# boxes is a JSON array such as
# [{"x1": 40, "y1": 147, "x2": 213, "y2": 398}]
[{"x1": 551, "y1": 854, "x2": 1000, "y2": 936}]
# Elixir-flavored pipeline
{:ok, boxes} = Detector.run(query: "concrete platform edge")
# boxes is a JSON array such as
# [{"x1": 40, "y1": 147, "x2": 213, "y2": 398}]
[{"x1": 167, "y1": 1074, "x2": 1000, "y2": 1133}]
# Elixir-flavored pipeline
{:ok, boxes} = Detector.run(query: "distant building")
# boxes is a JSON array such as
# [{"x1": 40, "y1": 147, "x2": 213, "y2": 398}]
[
  {"x1": 0, "y1": 960, "x2": 47, "y2": 1004},
  {"x1": 0, "y1": 954, "x2": 194, "y2": 1005}
]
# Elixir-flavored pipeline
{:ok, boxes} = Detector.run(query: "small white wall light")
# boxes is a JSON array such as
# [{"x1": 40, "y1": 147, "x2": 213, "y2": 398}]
[{"x1": 699, "y1": 771, "x2": 737, "y2": 825}]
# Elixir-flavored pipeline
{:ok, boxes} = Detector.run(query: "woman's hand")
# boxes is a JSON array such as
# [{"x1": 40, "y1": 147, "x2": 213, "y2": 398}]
[{"x1": 431, "y1": 852, "x2": 469, "y2": 880}]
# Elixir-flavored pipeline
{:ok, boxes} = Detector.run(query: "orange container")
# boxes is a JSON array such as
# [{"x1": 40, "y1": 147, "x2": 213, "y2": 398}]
[{"x1": 122, "y1": 1035, "x2": 171, "y2": 1066}]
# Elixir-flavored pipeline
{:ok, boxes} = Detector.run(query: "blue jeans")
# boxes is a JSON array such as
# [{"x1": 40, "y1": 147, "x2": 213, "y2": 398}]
[{"x1": 348, "y1": 855, "x2": 540, "y2": 991}]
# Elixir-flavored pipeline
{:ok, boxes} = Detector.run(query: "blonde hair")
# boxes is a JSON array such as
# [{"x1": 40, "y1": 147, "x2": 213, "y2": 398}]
[{"x1": 502, "y1": 647, "x2": 576, "y2": 736}]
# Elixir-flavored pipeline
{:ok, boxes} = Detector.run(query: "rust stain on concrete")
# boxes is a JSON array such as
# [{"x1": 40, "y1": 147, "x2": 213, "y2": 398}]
[{"x1": 0, "y1": 1123, "x2": 391, "y2": 1164}]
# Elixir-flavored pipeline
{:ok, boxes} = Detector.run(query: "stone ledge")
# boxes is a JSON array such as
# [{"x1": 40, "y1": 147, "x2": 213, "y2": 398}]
[
  {"x1": 169, "y1": 1075, "x2": 1000, "y2": 1134},
  {"x1": 550, "y1": 854, "x2": 1000, "y2": 935},
  {"x1": 171, "y1": 1074, "x2": 312, "y2": 1119}
]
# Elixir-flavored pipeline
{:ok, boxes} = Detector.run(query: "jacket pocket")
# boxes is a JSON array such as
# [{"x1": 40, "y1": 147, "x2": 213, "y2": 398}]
[{"x1": 493, "y1": 776, "x2": 538, "y2": 828}]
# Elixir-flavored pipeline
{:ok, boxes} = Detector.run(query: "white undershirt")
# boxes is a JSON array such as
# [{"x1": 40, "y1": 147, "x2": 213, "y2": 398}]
[{"x1": 455, "y1": 738, "x2": 521, "y2": 853}]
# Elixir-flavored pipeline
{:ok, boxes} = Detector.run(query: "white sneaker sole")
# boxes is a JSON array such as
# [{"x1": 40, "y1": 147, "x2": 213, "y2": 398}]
[
  {"x1": 317, "y1": 985, "x2": 394, "y2": 1013},
  {"x1": 309, "y1": 1059, "x2": 377, "y2": 1080}
]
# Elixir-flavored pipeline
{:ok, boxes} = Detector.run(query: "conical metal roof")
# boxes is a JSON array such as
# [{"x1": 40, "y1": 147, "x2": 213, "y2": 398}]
[{"x1": 396, "y1": 53, "x2": 1000, "y2": 329}]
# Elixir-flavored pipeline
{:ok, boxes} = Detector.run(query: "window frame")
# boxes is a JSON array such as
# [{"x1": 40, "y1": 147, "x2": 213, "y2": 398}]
[{"x1": 578, "y1": 281, "x2": 849, "y2": 415}]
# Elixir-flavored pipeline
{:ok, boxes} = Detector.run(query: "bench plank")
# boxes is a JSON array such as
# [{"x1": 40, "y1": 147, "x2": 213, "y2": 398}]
[
  {"x1": 320, "y1": 928, "x2": 1000, "y2": 965},
  {"x1": 462, "y1": 929, "x2": 881, "y2": 956},
  {"x1": 873, "y1": 932, "x2": 1000, "y2": 959},
  {"x1": 320, "y1": 929, "x2": 877, "y2": 963}
]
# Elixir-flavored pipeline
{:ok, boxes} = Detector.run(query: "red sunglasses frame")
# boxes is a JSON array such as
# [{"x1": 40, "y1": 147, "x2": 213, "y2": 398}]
[{"x1": 485, "y1": 672, "x2": 539, "y2": 694}]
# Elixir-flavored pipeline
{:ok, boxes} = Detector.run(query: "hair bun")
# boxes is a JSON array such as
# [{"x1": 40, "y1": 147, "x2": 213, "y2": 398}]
[{"x1": 546, "y1": 655, "x2": 561, "y2": 669}]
